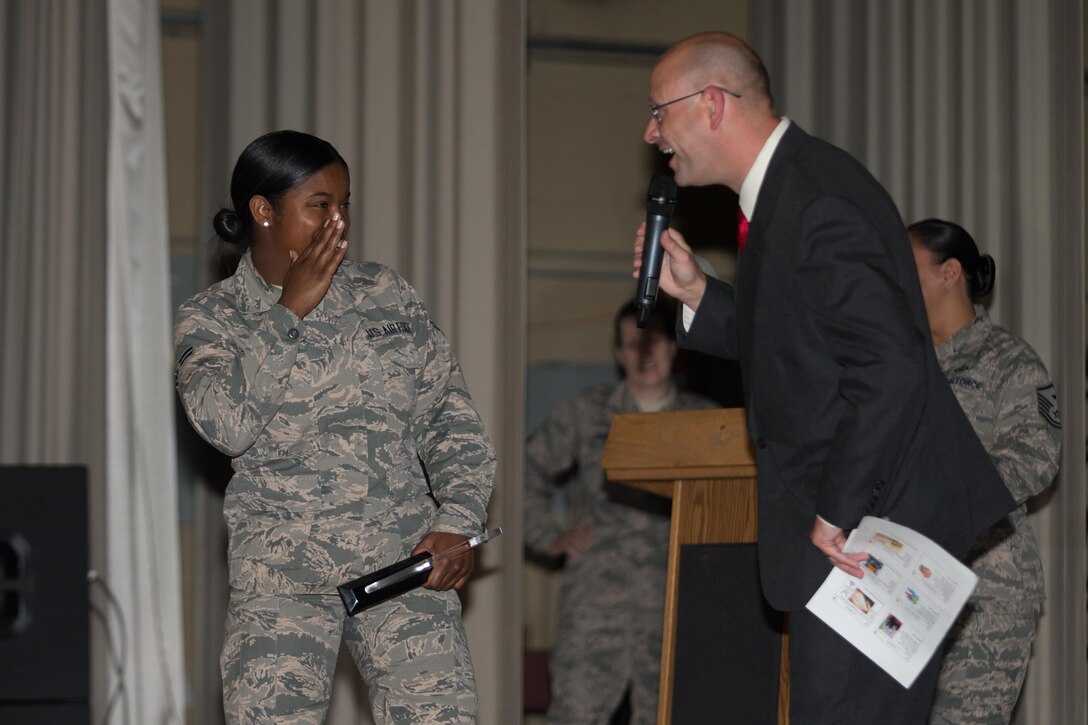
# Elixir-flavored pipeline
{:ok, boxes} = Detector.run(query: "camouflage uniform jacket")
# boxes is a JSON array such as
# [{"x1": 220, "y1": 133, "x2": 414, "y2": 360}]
[
  {"x1": 524, "y1": 382, "x2": 717, "y2": 622},
  {"x1": 175, "y1": 251, "x2": 495, "y2": 594},
  {"x1": 936, "y1": 307, "x2": 1061, "y2": 602}
]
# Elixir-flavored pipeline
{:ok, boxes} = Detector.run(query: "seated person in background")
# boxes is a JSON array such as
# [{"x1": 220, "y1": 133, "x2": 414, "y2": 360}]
[
  {"x1": 523, "y1": 299, "x2": 718, "y2": 725},
  {"x1": 908, "y1": 218, "x2": 1061, "y2": 725}
]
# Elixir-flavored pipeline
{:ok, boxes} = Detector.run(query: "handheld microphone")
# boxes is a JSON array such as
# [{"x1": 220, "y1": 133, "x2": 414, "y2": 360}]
[{"x1": 635, "y1": 174, "x2": 678, "y2": 327}]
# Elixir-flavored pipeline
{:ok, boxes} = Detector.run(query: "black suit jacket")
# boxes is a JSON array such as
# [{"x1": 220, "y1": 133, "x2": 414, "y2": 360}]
[{"x1": 680, "y1": 123, "x2": 1014, "y2": 611}]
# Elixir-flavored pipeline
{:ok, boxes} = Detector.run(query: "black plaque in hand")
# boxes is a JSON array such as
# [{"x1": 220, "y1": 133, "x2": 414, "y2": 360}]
[{"x1": 337, "y1": 552, "x2": 433, "y2": 616}]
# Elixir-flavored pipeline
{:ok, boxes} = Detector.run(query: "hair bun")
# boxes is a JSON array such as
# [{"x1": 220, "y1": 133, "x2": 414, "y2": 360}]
[
  {"x1": 213, "y1": 208, "x2": 246, "y2": 245},
  {"x1": 973, "y1": 254, "x2": 996, "y2": 299}
]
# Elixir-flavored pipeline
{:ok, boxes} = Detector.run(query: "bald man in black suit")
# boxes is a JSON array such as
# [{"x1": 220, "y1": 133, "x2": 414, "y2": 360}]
[{"x1": 633, "y1": 31, "x2": 1014, "y2": 723}]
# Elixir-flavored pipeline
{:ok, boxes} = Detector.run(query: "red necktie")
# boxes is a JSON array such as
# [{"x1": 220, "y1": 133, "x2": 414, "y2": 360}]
[{"x1": 737, "y1": 208, "x2": 749, "y2": 253}]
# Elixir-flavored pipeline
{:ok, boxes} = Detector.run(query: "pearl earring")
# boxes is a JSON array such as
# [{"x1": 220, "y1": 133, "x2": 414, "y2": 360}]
[{"x1": 262, "y1": 221, "x2": 270, "y2": 227}]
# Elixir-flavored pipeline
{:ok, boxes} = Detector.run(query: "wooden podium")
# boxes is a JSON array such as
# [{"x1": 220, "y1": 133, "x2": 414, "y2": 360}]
[{"x1": 601, "y1": 408, "x2": 788, "y2": 725}]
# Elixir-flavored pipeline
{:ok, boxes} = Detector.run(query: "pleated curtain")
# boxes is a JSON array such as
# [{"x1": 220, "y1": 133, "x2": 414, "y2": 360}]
[{"x1": 0, "y1": 0, "x2": 187, "y2": 723}]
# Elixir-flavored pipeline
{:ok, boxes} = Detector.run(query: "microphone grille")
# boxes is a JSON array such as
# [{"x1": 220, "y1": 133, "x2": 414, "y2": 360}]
[{"x1": 646, "y1": 174, "x2": 677, "y2": 216}]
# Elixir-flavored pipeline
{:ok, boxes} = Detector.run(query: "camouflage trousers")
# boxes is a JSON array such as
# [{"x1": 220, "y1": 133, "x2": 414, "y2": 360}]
[
  {"x1": 929, "y1": 599, "x2": 1040, "y2": 725},
  {"x1": 544, "y1": 617, "x2": 662, "y2": 725},
  {"x1": 221, "y1": 587, "x2": 476, "y2": 724}
]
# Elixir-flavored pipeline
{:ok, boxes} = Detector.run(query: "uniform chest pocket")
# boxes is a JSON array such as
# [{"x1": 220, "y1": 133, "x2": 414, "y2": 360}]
[{"x1": 363, "y1": 334, "x2": 421, "y2": 417}]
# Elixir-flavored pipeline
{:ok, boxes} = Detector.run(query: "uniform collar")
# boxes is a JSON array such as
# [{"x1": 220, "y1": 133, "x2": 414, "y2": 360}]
[
  {"x1": 936, "y1": 305, "x2": 990, "y2": 366},
  {"x1": 233, "y1": 251, "x2": 383, "y2": 316},
  {"x1": 235, "y1": 251, "x2": 280, "y2": 314},
  {"x1": 608, "y1": 380, "x2": 678, "y2": 412}
]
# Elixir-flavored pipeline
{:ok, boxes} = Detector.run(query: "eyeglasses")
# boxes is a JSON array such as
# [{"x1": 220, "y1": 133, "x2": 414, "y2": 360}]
[{"x1": 649, "y1": 85, "x2": 742, "y2": 124}]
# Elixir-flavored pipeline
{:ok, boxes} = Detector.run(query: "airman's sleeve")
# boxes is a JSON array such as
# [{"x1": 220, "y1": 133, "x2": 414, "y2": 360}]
[
  {"x1": 990, "y1": 359, "x2": 1061, "y2": 505},
  {"x1": 401, "y1": 277, "x2": 496, "y2": 535},
  {"x1": 523, "y1": 399, "x2": 581, "y2": 553},
  {"x1": 174, "y1": 300, "x2": 303, "y2": 457}
]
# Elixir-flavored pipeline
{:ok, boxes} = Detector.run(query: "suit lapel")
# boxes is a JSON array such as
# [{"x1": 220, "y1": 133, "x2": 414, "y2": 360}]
[
  {"x1": 742, "y1": 123, "x2": 806, "y2": 259},
  {"x1": 735, "y1": 123, "x2": 809, "y2": 357}
]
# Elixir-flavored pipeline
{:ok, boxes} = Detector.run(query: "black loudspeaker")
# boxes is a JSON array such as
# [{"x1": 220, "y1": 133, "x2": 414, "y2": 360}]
[
  {"x1": 672, "y1": 544, "x2": 783, "y2": 724},
  {"x1": 0, "y1": 466, "x2": 89, "y2": 723}
]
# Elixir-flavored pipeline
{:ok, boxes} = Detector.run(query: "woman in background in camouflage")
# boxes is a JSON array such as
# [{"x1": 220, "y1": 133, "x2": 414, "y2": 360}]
[
  {"x1": 523, "y1": 300, "x2": 717, "y2": 725},
  {"x1": 908, "y1": 219, "x2": 1061, "y2": 724},
  {"x1": 174, "y1": 130, "x2": 495, "y2": 725}
]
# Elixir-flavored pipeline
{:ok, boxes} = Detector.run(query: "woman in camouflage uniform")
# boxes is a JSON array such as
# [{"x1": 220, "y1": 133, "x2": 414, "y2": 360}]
[
  {"x1": 909, "y1": 219, "x2": 1061, "y2": 724},
  {"x1": 523, "y1": 301, "x2": 717, "y2": 725},
  {"x1": 174, "y1": 131, "x2": 495, "y2": 724}
]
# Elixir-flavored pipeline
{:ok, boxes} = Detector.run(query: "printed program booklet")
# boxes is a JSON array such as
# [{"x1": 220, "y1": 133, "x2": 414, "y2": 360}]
[{"x1": 805, "y1": 516, "x2": 977, "y2": 688}]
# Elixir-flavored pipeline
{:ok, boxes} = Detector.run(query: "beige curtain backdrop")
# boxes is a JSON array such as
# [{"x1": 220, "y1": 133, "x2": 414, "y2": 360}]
[
  {"x1": 105, "y1": 0, "x2": 187, "y2": 722},
  {"x1": 188, "y1": 1, "x2": 526, "y2": 723},
  {"x1": 0, "y1": 0, "x2": 111, "y2": 714},
  {"x1": 752, "y1": 1, "x2": 1086, "y2": 722},
  {"x1": 0, "y1": 1, "x2": 186, "y2": 723}
]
